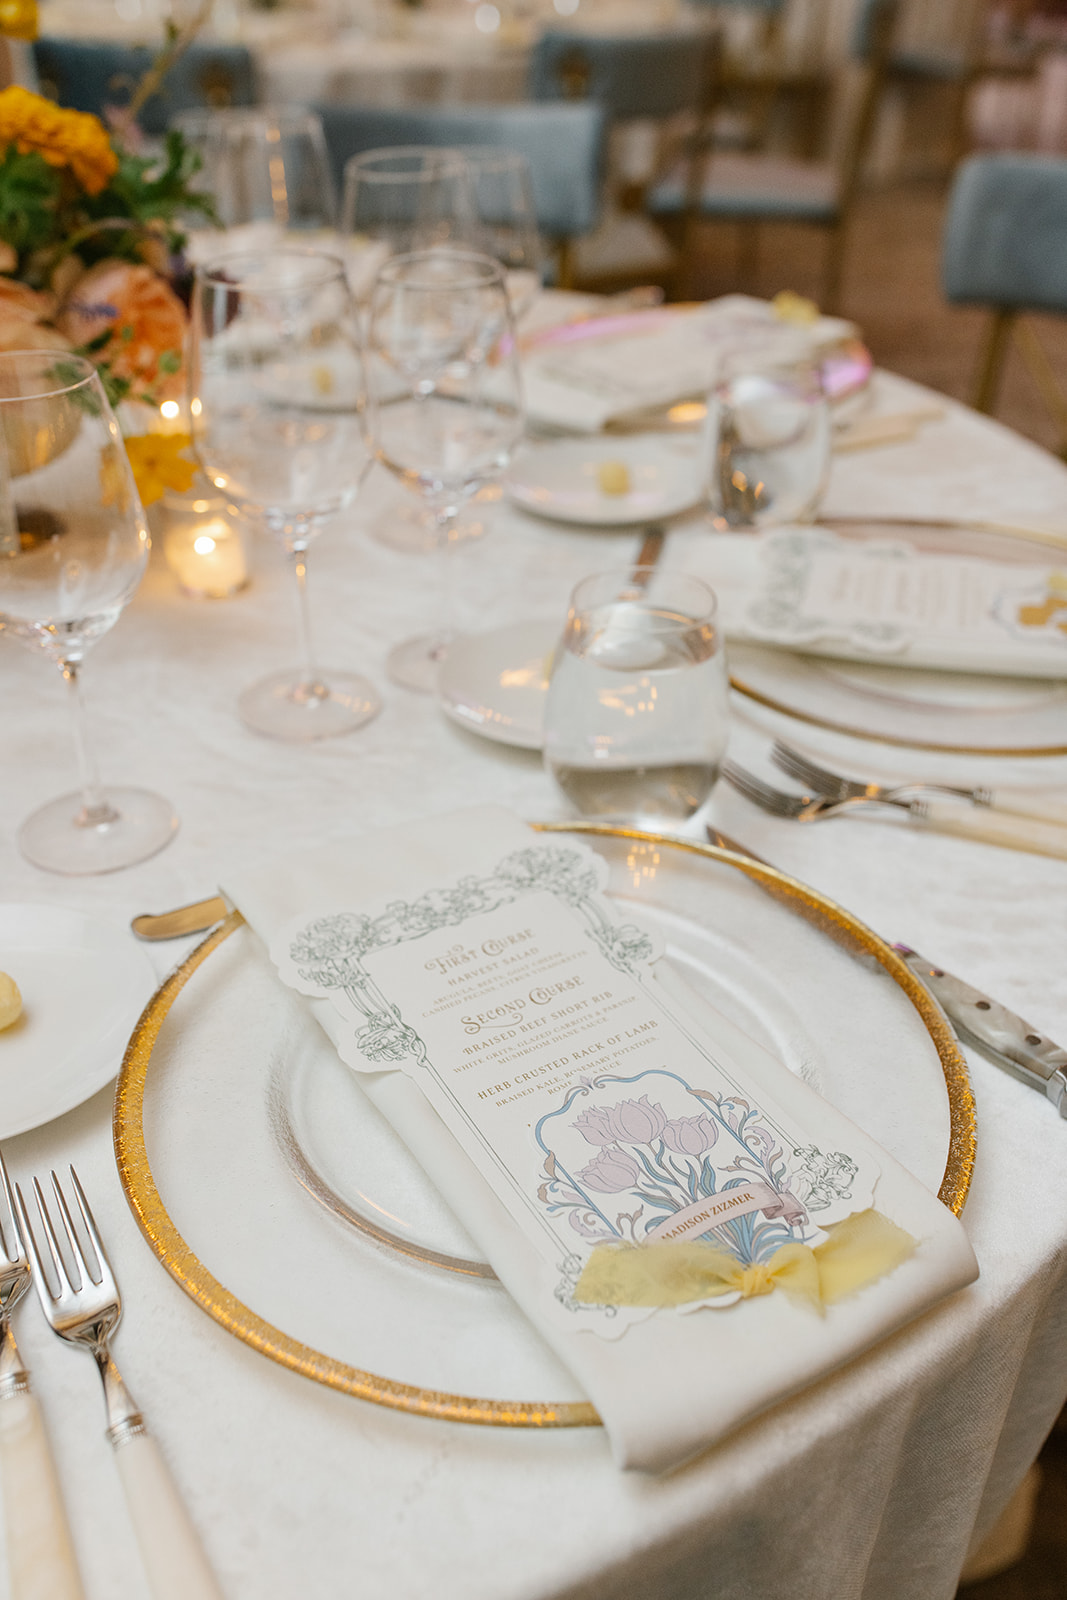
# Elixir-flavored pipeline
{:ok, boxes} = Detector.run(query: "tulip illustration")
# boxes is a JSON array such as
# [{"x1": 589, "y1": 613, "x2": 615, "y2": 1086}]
[
  {"x1": 605, "y1": 1095, "x2": 669, "y2": 1145},
  {"x1": 577, "y1": 1146, "x2": 642, "y2": 1194},
  {"x1": 660, "y1": 1114, "x2": 719, "y2": 1156},
  {"x1": 572, "y1": 1104, "x2": 619, "y2": 1146}
]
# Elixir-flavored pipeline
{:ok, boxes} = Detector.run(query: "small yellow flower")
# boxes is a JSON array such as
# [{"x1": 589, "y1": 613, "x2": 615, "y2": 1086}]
[
  {"x1": 772, "y1": 290, "x2": 820, "y2": 327},
  {"x1": 0, "y1": 87, "x2": 117, "y2": 195},
  {"x1": 124, "y1": 431, "x2": 196, "y2": 508},
  {"x1": 0, "y1": 0, "x2": 37, "y2": 42}
]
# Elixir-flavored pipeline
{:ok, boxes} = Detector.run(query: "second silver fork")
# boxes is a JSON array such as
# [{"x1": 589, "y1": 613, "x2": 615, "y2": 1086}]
[
  {"x1": 0, "y1": 1150, "x2": 85, "y2": 1600},
  {"x1": 770, "y1": 741, "x2": 992, "y2": 808},
  {"x1": 16, "y1": 1167, "x2": 223, "y2": 1600}
]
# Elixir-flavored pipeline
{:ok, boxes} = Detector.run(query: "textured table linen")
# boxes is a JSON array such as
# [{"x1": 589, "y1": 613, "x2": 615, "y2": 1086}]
[{"x1": 1, "y1": 368, "x2": 1066, "y2": 1597}]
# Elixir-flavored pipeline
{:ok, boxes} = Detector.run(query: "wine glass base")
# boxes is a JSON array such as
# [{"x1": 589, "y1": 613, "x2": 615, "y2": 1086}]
[
  {"x1": 239, "y1": 669, "x2": 381, "y2": 741},
  {"x1": 18, "y1": 788, "x2": 179, "y2": 876},
  {"x1": 386, "y1": 633, "x2": 453, "y2": 694},
  {"x1": 369, "y1": 503, "x2": 486, "y2": 555}
]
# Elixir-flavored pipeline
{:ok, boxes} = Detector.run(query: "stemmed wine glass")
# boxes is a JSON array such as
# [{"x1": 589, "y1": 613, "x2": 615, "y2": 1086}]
[
  {"x1": 341, "y1": 147, "x2": 477, "y2": 270},
  {"x1": 189, "y1": 250, "x2": 380, "y2": 740},
  {"x1": 174, "y1": 106, "x2": 338, "y2": 234},
  {"x1": 364, "y1": 249, "x2": 525, "y2": 692},
  {"x1": 0, "y1": 351, "x2": 178, "y2": 874},
  {"x1": 462, "y1": 147, "x2": 543, "y2": 323}
]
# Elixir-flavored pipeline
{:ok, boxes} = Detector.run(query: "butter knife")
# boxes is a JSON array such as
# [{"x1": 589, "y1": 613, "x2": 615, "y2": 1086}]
[
  {"x1": 894, "y1": 948, "x2": 1067, "y2": 1117},
  {"x1": 707, "y1": 825, "x2": 1067, "y2": 1117}
]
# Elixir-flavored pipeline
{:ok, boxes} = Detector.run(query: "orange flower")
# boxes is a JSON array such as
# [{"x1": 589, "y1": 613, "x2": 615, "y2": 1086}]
[
  {"x1": 0, "y1": 87, "x2": 117, "y2": 195},
  {"x1": 123, "y1": 431, "x2": 196, "y2": 507},
  {"x1": 0, "y1": 272, "x2": 65, "y2": 353},
  {"x1": 57, "y1": 259, "x2": 187, "y2": 401}
]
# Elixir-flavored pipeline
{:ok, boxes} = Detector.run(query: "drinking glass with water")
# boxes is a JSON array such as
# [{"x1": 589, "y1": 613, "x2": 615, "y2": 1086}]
[
  {"x1": 707, "y1": 358, "x2": 830, "y2": 530},
  {"x1": 543, "y1": 569, "x2": 729, "y2": 825}
]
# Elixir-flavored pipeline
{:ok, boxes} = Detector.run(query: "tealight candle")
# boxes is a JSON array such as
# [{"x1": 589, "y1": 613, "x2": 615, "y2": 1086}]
[{"x1": 164, "y1": 506, "x2": 249, "y2": 598}]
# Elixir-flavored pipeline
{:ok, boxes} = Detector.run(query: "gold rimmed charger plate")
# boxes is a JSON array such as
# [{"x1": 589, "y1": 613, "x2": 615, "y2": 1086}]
[{"x1": 113, "y1": 824, "x2": 975, "y2": 1430}]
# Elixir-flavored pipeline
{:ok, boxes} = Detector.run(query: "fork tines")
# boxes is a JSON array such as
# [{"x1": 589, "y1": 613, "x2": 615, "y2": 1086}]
[
  {"x1": 0, "y1": 1147, "x2": 27, "y2": 1270},
  {"x1": 16, "y1": 1168, "x2": 109, "y2": 1302}
]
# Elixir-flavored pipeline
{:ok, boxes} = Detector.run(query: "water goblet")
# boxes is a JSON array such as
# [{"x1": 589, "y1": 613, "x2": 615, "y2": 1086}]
[
  {"x1": 189, "y1": 249, "x2": 380, "y2": 740},
  {"x1": 0, "y1": 351, "x2": 179, "y2": 874},
  {"x1": 544, "y1": 568, "x2": 729, "y2": 825},
  {"x1": 706, "y1": 357, "x2": 831, "y2": 530},
  {"x1": 461, "y1": 147, "x2": 543, "y2": 323},
  {"x1": 364, "y1": 249, "x2": 525, "y2": 692}
]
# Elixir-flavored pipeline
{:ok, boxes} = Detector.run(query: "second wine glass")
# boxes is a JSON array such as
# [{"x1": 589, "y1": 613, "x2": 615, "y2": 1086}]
[
  {"x1": 190, "y1": 249, "x2": 380, "y2": 740},
  {"x1": 365, "y1": 249, "x2": 525, "y2": 692}
]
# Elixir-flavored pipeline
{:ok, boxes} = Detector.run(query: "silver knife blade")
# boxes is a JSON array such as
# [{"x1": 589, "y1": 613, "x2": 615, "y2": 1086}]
[{"x1": 706, "y1": 825, "x2": 1067, "y2": 1118}]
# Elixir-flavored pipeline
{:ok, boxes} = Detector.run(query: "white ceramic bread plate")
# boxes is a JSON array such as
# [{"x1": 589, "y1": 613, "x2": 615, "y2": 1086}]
[
  {"x1": 0, "y1": 905, "x2": 157, "y2": 1137},
  {"x1": 505, "y1": 437, "x2": 704, "y2": 527}
]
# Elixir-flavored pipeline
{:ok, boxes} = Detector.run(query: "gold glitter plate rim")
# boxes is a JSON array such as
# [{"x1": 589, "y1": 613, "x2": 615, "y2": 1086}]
[{"x1": 113, "y1": 824, "x2": 975, "y2": 1430}]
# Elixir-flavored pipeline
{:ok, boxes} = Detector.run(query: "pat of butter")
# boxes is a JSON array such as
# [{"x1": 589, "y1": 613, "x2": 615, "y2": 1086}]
[
  {"x1": 0, "y1": 972, "x2": 22, "y2": 1031},
  {"x1": 597, "y1": 460, "x2": 631, "y2": 496}
]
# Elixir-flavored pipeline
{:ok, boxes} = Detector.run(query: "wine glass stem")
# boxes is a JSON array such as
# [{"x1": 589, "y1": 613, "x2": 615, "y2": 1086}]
[
  {"x1": 62, "y1": 659, "x2": 119, "y2": 828},
  {"x1": 436, "y1": 510, "x2": 457, "y2": 644},
  {"x1": 287, "y1": 540, "x2": 323, "y2": 692}
]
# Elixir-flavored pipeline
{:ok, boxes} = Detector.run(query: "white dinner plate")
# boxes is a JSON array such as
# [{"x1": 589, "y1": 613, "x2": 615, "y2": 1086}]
[
  {"x1": 437, "y1": 620, "x2": 555, "y2": 749},
  {"x1": 0, "y1": 905, "x2": 157, "y2": 1138},
  {"x1": 116, "y1": 832, "x2": 969, "y2": 1418},
  {"x1": 505, "y1": 437, "x2": 705, "y2": 526}
]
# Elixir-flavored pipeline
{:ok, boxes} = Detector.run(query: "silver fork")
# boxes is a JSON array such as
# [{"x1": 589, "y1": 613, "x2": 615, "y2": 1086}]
[
  {"x1": 16, "y1": 1167, "x2": 223, "y2": 1600},
  {"x1": 720, "y1": 762, "x2": 901, "y2": 820},
  {"x1": 0, "y1": 1151, "x2": 85, "y2": 1599},
  {"x1": 770, "y1": 741, "x2": 992, "y2": 808}
]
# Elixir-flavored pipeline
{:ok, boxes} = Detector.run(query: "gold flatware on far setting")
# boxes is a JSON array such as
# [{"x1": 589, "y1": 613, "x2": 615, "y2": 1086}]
[{"x1": 131, "y1": 896, "x2": 227, "y2": 942}]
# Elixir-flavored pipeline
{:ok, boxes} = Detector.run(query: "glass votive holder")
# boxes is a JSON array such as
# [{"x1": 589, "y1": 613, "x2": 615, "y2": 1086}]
[
  {"x1": 543, "y1": 568, "x2": 729, "y2": 826},
  {"x1": 162, "y1": 492, "x2": 249, "y2": 599},
  {"x1": 706, "y1": 358, "x2": 830, "y2": 530}
]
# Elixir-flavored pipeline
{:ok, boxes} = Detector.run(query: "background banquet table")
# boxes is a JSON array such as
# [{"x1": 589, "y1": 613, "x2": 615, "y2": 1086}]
[{"x1": 2, "y1": 361, "x2": 1067, "y2": 1599}]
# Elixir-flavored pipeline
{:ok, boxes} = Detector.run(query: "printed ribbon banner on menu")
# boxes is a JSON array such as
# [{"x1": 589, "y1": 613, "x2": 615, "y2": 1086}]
[{"x1": 272, "y1": 839, "x2": 881, "y2": 1339}]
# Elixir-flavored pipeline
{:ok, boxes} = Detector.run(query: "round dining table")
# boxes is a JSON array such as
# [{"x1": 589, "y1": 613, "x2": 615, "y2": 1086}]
[{"x1": 2, "y1": 327, "x2": 1067, "y2": 1600}]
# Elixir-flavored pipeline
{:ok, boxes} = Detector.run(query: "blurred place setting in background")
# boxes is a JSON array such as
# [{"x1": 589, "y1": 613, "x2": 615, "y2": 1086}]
[{"x1": 1, "y1": 3, "x2": 1067, "y2": 1599}]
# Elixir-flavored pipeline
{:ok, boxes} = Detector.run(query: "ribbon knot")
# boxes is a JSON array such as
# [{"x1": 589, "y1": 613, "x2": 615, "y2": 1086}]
[{"x1": 574, "y1": 1209, "x2": 917, "y2": 1314}]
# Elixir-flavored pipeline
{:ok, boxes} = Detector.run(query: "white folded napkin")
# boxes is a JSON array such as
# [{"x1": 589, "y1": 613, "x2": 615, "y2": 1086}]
[
  {"x1": 225, "y1": 807, "x2": 977, "y2": 1473},
  {"x1": 680, "y1": 525, "x2": 1067, "y2": 680},
  {"x1": 521, "y1": 296, "x2": 855, "y2": 434}
]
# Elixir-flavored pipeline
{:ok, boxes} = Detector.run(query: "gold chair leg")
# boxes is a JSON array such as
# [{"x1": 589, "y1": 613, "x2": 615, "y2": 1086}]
[
  {"x1": 822, "y1": 223, "x2": 846, "y2": 316},
  {"x1": 556, "y1": 238, "x2": 575, "y2": 292},
  {"x1": 1012, "y1": 316, "x2": 1067, "y2": 459},
  {"x1": 972, "y1": 309, "x2": 1013, "y2": 414},
  {"x1": 736, "y1": 222, "x2": 759, "y2": 289}
]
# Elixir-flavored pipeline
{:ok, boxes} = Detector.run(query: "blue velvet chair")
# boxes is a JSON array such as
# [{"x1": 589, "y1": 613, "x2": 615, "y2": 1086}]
[
  {"x1": 315, "y1": 102, "x2": 606, "y2": 288},
  {"x1": 527, "y1": 28, "x2": 713, "y2": 123},
  {"x1": 943, "y1": 152, "x2": 1067, "y2": 449},
  {"x1": 648, "y1": 0, "x2": 899, "y2": 311},
  {"x1": 32, "y1": 37, "x2": 258, "y2": 137}
]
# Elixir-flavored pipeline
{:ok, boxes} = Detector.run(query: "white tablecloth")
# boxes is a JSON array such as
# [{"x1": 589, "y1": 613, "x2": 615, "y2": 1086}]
[{"x1": 2, "y1": 363, "x2": 1067, "y2": 1599}]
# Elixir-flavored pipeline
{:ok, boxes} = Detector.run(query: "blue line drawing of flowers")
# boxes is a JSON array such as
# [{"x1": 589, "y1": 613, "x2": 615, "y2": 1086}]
[{"x1": 535, "y1": 1070, "x2": 826, "y2": 1269}]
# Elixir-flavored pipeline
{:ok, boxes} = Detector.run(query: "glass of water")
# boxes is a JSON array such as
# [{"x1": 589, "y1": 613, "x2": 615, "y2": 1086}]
[
  {"x1": 543, "y1": 568, "x2": 729, "y2": 824},
  {"x1": 707, "y1": 359, "x2": 830, "y2": 530}
]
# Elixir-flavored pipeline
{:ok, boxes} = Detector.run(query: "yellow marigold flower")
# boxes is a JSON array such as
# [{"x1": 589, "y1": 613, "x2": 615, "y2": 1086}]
[
  {"x1": 0, "y1": 0, "x2": 37, "y2": 43},
  {"x1": 0, "y1": 87, "x2": 117, "y2": 195},
  {"x1": 124, "y1": 431, "x2": 196, "y2": 508}
]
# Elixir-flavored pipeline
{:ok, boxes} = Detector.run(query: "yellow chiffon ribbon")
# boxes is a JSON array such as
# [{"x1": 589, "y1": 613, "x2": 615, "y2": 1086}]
[{"x1": 574, "y1": 1209, "x2": 917, "y2": 1315}]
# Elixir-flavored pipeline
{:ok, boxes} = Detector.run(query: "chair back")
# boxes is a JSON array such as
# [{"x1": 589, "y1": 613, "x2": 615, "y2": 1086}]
[
  {"x1": 33, "y1": 37, "x2": 257, "y2": 136},
  {"x1": 315, "y1": 102, "x2": 606, "y2": 242},
  {"x1": 943, "y1": 153, "x2": 1067, "y2": 314},
  {"x1": 527, "y1": 29, "x2": 712, "y2": 122}
]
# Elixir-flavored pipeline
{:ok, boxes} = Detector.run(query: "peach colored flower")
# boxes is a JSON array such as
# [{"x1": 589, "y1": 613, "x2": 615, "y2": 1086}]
[
  {"x1": 57, "y1": 260, "x2": 186, "y2": 401},
  {"x1": 0, "y1": 272, "x2": 53, "y2": 324}
]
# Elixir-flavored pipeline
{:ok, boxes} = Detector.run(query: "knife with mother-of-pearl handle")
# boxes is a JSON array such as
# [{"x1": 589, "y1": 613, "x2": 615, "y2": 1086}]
[
  {"x1": 707, "y1": 825, "x2": 1067, "y2": 1117},
  {"x1": 895, "y1": 948, "x2": 1067, "y2": 1117}
]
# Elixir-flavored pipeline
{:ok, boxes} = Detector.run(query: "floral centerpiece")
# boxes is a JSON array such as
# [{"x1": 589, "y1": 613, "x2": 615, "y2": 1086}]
[{"x1": 0, "y1": 66, "x2": 214, "y2": 505}]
